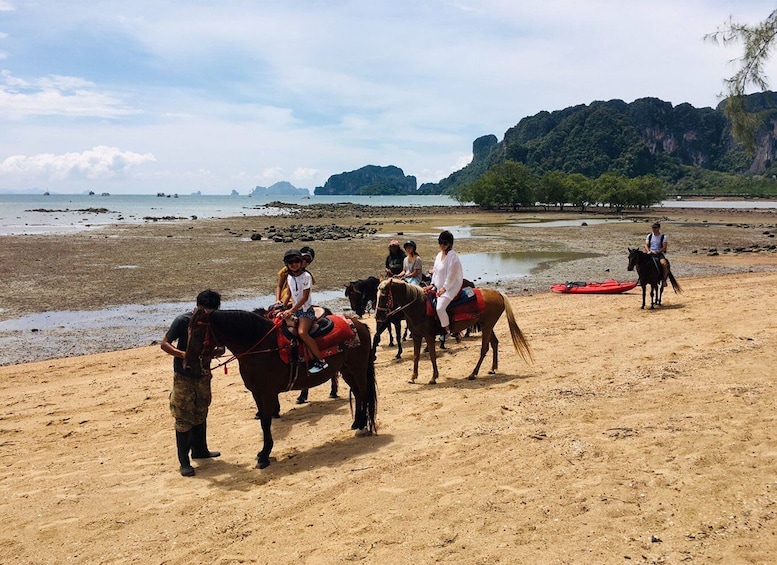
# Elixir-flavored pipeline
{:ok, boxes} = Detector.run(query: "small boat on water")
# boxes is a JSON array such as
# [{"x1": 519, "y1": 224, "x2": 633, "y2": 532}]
[{"x1": 551, "y1": 279, "x2": 638, "y2": 294}]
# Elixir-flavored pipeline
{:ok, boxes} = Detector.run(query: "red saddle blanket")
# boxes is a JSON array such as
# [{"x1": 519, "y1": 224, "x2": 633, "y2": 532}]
[
  {"x1": 425, "y1": 288, "x2": 486, "y2": 322},
  {"x1": 277, "y1": 314, "x2": 361, "y2": 364}
]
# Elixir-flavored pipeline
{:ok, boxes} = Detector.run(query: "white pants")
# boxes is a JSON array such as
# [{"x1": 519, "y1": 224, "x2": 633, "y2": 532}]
[{"x1": 435, "y1": 289, "x2": 460, "y2": 329}]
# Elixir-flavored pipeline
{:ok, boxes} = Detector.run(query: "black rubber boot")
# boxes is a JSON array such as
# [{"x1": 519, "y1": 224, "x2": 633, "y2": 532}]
[
  {"x1": 190, "y1": 421, "x2": 221, "y2": 459},
  {"x1": 176, "y1": 430, "x2": 195, "y2": 476}
]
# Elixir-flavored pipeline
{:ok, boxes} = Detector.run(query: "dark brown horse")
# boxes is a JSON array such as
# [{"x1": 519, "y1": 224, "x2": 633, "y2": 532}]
[
  {"x1": 627, "y1": 248, "x2": 682, "y2": 309},
  {"x1": 375, "y1": 279, "x2": 532, "y2": 384},
  {"x1": 345, "y1": 276, "x2": 406, "y2": 358},
  {"x1": 185, "y1": 309, "x2": 377, "y2": 469}
]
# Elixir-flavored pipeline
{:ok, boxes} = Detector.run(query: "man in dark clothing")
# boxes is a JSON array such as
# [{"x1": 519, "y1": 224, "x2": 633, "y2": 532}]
[
  {"x1": 385, "y1": 239, "x2": 406, "y2": 277},
  {"x1": 161, "y1": 289, "x2": 223, "y2": 477}
]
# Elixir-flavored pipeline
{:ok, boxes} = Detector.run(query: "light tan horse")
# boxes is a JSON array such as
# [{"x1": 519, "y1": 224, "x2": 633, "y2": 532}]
[{"x1": 376, "y1": 279, "x2": 532, "y2": 384}]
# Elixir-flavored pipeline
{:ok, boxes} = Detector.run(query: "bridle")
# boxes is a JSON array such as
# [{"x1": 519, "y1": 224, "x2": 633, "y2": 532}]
[{"x1": 375, "y1": 279, "x2": 419, "y2": 319}]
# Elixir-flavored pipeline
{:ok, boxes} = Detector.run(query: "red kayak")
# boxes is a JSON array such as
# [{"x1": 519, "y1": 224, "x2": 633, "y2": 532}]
[{"x1": 551, "y1": 280, "x2": 638, "y2": 294}]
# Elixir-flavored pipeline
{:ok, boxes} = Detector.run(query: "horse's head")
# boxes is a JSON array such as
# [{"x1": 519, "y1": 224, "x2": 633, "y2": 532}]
[
  {"x1": 344, "y1": 281, "x2": 365, "y2": 316},
  {"x1": 627, "y1": 247, "x2": 640, "y2": 272},
  {"x1": 184, "y1": 307, "x2": 214, "y2": 372},
  {"x1": 345, "y1": 276, "x2": 380, "y2": 317},
  {"x1": 375, "y1": 279, "x2": 394, "y2": 322}
]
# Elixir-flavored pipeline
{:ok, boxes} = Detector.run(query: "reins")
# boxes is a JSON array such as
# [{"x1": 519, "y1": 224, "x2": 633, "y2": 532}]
[
  {"x1": 202, "y1": 315, "x2": 284, "y2": 374},
  {"x1": 377, "y1": 280, "x2": 423, "y2": 318}
]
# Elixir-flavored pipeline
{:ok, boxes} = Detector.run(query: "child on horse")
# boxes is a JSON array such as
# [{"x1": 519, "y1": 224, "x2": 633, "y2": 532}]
[
  {"x1": 275, "y1": 245, "x2": 315, "y2": 306},
  {"x1": 398, "y1": 240, "x2": 422, "y2": 286},
  {"x1": 277, "y1": 248, "x2": 328, "y2": 374}
]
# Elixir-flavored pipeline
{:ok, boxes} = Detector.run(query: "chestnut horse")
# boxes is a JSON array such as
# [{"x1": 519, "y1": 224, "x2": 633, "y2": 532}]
[
  {"x1": 185, "y1": 309, "x2": 377, "y2": 469},
  {"x1": 376, "y1": 279, "x2": 532, "y2": 384}
]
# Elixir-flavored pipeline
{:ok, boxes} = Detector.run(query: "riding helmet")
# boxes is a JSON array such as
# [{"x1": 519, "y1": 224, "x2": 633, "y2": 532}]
[
  {"x1": 300, "y1": 245, "x2": 315, "y2": 262},
  {"x1": 283, "y1": 248, "x2": 302, "y2": 265},
  {"x1": 403, "y1": 240, "x2": 416, "y2": 252},
  {"x1": 438, "y1": 230, "x2": 454, "y2": 247}
]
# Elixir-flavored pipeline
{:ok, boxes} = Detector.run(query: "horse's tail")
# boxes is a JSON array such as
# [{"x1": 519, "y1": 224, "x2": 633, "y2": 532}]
[
  {"x1": 365, "y1": 326, "x2": 378, "y2": 435},
  {"x1": 668, "y1": 271, "x2": 682, "y2": 294},
  {"x1": 500, "y1": 292, "x2": 533, "y2": 363}
]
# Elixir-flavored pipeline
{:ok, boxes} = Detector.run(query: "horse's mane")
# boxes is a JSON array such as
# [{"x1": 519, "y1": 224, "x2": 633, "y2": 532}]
[
  {"x1": 378, "y1": 278, "x2": 425, "y2": 302},
  {"x1": 403, "y1": 281, "x2": 425, "y2": 302},
  {"x1": 213, "y1": 309, "x2": 271, "y2": 336}
]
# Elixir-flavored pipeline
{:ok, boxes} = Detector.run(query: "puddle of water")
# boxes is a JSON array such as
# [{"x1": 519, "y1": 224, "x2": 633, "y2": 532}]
[
  {"x1": 0, "y1": 252, "x2": 596, "y2": 365},
  {"x1": 460, "y1": 251, "x2": 597, "y2": 285},
  {"x1": 510, "y1": 218, "x2": 631, "y2": 228},
  {"x1": 0, "y1": 290, "x2": 348, "y2": 333}
]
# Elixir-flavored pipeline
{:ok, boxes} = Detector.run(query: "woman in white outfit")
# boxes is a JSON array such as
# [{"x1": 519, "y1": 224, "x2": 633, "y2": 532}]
[{"x1": 430, "y1": 230, "x2": 464, "y2": 339}]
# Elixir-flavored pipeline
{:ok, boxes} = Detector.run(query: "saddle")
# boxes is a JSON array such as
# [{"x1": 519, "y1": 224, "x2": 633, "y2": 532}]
[
  {"x1": 276, "y1": 314, "x2": 361, "y2": 365},
  {"x1": 425, "y1": 286, "x2": 486, "y2": 322},
  {"x1": 278, "y1": 306, "x2": 333, "y2": 338}
]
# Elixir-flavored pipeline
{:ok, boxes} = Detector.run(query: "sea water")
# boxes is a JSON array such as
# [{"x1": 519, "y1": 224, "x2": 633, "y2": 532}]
[{"x1": 0, "y1": 193, "x2": 467, "y2": 235}]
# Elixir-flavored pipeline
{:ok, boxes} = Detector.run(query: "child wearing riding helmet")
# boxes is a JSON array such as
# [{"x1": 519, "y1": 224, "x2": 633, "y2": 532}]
[
  {"x1": 398, "y1": 240, "x2": 422, "y2": 286},
  {"x1": 275, "y1": 245, "x2": 315, "y2": 309},
  {"x1": 278, "y1": 248, "x2": 328, "y2": 374}
]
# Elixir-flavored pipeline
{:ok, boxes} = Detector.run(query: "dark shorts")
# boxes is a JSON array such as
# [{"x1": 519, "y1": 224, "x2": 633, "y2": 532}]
[{"x1": 296, "y1": 307, "x2": 316, "y2": 320}]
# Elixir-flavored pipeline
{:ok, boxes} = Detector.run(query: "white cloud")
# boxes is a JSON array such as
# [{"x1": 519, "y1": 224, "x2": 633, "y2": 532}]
[
  {"x1": 0, "y1": 146, "x2": 156, "y2": 183},
  {"x1": 0, "y1": 1, "x2": 775, "y2": 193},
  {"x1": 0, "y1": 72, "x2": 139, "y2": 120}
]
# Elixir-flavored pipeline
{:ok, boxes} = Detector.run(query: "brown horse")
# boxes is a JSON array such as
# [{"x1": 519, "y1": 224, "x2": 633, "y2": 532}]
[
  {"x1": 345, "y1": 276, "x2": 406, "y2": 358},
  {"x1": 185, "y1": 309, "x2": 377, "y2": 469},
  {"x1": 375, "y1": 279, "x2": 532, "y2": 384}
]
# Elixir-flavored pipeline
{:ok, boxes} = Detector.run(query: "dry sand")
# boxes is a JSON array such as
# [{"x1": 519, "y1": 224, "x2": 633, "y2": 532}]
[{"x1": 1, "y1": 205, "x2": 776, "y2": 564}]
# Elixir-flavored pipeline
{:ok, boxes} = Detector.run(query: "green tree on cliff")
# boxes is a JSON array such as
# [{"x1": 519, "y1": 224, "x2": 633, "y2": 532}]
[{"x1": 707, "y1": 9, "x2": 777, "y2": 151}]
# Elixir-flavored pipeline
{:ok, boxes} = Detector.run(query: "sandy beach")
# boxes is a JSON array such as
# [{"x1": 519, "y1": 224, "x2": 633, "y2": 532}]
[{"x1": 1, "y1": 204, "x2": 776, "y2": 564}]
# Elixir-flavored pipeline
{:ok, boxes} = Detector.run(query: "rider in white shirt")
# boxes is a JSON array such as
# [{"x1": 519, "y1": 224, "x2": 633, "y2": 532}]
[
  {"x1": 430, "y1": 230, "x2": 464, "y2": 339},
  {"x1": 644, "y1": 222, "x2": 669, "y2": 288}
]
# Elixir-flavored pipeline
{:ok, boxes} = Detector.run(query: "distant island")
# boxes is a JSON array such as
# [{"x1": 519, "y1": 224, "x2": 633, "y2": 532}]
[
  {"x1": 249, "y1": 181, "x2": 310, "y2": 197},
  {"x1": 314, "y1": 165, "x2": 417, "y2": 196}
]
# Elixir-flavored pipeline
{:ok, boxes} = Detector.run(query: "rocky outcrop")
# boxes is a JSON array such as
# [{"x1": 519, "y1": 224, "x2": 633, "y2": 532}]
[
  {"x1": 424, "y1": 92, "x2": 777, "y2": 194},
  {"x1": 314, "y1": 165, "x2": 417, "y2": 195},
  {"x1": 250, "y1": 181, "x2": 310, "y2": 197}
]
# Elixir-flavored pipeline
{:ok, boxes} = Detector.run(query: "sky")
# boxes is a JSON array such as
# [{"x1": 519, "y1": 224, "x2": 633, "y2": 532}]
[{"x1": 0, "y1": 1, "x2": 775, "y2": 195}]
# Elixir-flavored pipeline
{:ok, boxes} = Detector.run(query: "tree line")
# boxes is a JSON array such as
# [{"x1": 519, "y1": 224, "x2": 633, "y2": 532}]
[{"x1": 452, "y1": 161, "x2": 666, "y2": 212}]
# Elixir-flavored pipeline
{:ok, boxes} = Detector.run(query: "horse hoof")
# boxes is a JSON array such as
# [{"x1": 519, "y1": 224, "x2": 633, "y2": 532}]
[
  {"x1": 329, "y1": 393, "x2": 339, "y2": 399},
  {"x1": 467, "y1": 375, "x2": 476, "y2": 381},
  {"x1": 257, "y1": 459, "x2": 270, "y2": 469},
  {"x1": 428, "y1": 380, "x2": 437, "y2": 385},
  {"x1": 488, "y1": 370, "x2": 496, "y2": 375},
  {"x1": 394, "y1": 354, "x2": 401, "y2": 360},
  {"x1": 355, "y1": 428, "x2": 371, "y2": 437}
]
